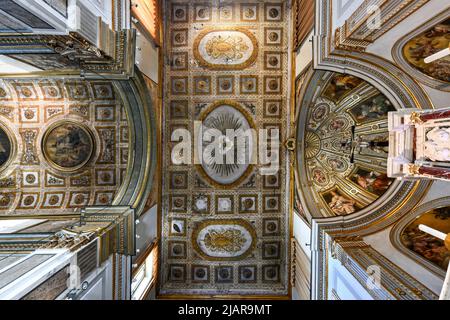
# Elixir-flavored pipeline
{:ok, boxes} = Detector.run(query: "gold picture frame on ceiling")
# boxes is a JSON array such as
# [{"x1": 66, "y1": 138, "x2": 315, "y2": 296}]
[
  {"x1": 0, "y1": 121, "x2": 17, "y2": 174},
  {"x1": 42, "y1": 120, "x2": 95, "y2": 173},
  {"x1": 193, "y1": 27, "x2": 259, "y2": 71},
  {"x1": 344, "y1": 164, "x2": 391, "y2": 200}
]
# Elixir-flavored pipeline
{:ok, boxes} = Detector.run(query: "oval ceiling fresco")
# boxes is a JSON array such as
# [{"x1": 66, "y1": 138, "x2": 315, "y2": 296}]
[
  {"x1": 193, "y1": 27, "x2": 258, "y2": 70},
  {"x1": 197, "y1": 101, "x2": 255, "y2": 187},
  {"x1": 192, "y1": 219, "x2": 256, "y2": 261},
  {"x1": 297, "y1": 72, "x2": 396, "y2": 217}
]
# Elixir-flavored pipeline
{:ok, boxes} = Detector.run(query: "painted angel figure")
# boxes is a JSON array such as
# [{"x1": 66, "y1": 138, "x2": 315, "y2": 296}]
[{"x1": 328, "y1": 191, "x2": 356, "y2": 215}]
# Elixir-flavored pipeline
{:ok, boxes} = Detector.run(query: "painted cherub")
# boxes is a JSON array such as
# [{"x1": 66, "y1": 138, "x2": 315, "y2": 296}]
[{"x1": 328, "y1": 191, "x2": 356, "y2": 215}]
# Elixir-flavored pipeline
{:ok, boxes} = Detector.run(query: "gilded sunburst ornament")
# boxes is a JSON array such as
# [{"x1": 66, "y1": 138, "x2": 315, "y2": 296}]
[{"x1": 305, "y1": 131, "x2": 321, "y2": 159}]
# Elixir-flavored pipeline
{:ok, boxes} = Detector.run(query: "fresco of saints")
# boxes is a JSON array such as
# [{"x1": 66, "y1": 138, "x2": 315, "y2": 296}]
[{"x1": 328, "y1": 191, "x2": 356, "y2": 215}]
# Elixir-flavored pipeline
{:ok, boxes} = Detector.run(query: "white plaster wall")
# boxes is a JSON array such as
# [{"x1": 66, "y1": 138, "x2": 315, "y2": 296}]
[
  {"x1": 295, "y1": 31, "x2": 314, "y2": 77},
  {"x1": 77, "y1": 257, "x2": 114, "y2": 300},
  {"x1": 135, "y1": 26, "x2": 159, "y2": 83},
  {"x1": 418, "y1": 181, "x2": 448, "y2": 204},
  {"x1": 328, "y1": 251, "x2": 374, "y2": 300},
  {"x1": 293, "y1": 212, "x2": 312, "y2": 259},
  {"x1": 332, "y1": 0, "x2": 365, "y2": 31}
]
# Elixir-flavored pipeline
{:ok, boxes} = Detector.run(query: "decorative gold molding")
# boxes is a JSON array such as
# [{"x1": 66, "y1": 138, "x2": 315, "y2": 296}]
[
  {"x1": 0, "y1": 120, "x2": 17, "y2": 174},
  {"x1": 191, "y1": 219, "x2": 257, "y2": 262}
]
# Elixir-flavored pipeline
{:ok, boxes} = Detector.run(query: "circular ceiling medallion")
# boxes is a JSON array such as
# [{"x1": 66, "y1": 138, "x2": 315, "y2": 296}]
[
  {"x1": 193, "y1": 27, "x2": 259, "y2": 70},
  {"x1": 0, "y1": 124, "x2": 15, "y2": 172},
  {"x1": 42, "y1": 121, "x2": 94, "y2": 172},
  {"x1": 197, "y1": 100, "x2": 255, "y2": 188}
]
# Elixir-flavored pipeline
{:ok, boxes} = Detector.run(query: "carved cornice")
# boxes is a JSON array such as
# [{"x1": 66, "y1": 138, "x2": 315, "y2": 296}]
[
  {"x1": 332, "y1": 238, "x2": 437, "y2": 300},
  {"x1": 81, "y1": 206, "x2": 136, "y2": 261}
]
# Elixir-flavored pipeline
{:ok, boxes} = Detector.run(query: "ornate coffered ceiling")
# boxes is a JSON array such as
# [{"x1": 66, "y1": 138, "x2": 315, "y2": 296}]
[
  {"x1": 0, "y1": 79, "x2": 129, "y2": 215},
  {"x1": 160, "y1": 0, "x2": 290, "y2": 297}
]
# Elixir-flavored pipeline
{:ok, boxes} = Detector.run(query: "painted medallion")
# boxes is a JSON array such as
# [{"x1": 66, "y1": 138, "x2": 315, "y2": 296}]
[
  {"x1": 194, "y1": 28, "x2": 258, "y2": 70},
  {"x1": 43, "y1": 121, "x2": 94, "y2": 171},
  {"x1": 192, "y1": 219, "x2": 256, "y2": 261}
]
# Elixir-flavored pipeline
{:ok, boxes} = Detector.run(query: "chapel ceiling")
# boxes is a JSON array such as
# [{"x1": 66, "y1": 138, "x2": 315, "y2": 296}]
[
  {"x1": 400, "y1": 206, "x2": 450, "y2": 273},
  {"x1": 296, "y1": 72, "x2": 395, "y2": 218},
  {"x1": 0, "y1": 79, "x2": 130, "y2": 215},
  {"x1": 160, "y1": 0, "x2": 289, "y2": 296}
]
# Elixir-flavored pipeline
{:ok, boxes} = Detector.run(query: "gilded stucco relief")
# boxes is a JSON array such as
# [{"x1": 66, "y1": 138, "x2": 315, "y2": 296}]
[
  {"x1": 193, "y1": 27, "x2": 259, "y2": 70},
  {"x1": 0, "y1": 79, "x2": 129, "y2": 215}
]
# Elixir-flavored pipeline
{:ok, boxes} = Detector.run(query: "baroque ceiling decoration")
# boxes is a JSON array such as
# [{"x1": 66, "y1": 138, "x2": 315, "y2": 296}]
[
  {"x1": 196, "y1": 100, "x2": 255, "y2": 188},
  {"x1": 193, "y1": 27, "x2": 259, "y2": 70},
  {"x1": 297, "y1": 72, "x2": 395, "y2": 217},
  {"x1": 392, "y1": 10, "x2": 450, "y2": 91},
  {"x1": 160, "y1": 0, "x2": 289, "y2": 297},
  {"x1": 307, "y1": 0, "x2": 436, "y2": 300},
  {"x1": 0, "y1": 79, "x2": 130, "y2": 215}
]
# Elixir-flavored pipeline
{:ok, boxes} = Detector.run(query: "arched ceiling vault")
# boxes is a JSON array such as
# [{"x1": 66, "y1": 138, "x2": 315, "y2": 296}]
[
  {"x1": 294, "y1": 0, "x2": 435, "y2": 238},
  {"x1": 301, "y1": 1, "x2": 438, "y2": 301},
  {"x1": 297, "y1": 71, "x2": 396, "y2": 218},
  {"x1": 0, "y1": 68, "x2": 156, "y2": 218}
]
